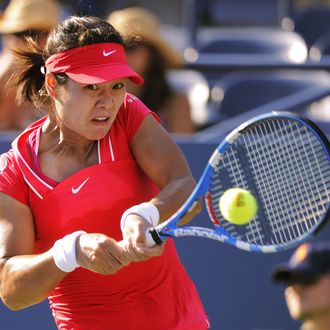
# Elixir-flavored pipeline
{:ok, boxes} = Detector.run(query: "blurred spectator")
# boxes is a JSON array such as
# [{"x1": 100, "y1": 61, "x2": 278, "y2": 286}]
[
  {"x1": 272, "y1": 241, "x2": 330, "y2": 330},
  {"x1": 108, "y1": 7, "x2": 195, "y2": 134},
  {"x1": 0, "y1": 0, "x2": 61, "y2": 131}
]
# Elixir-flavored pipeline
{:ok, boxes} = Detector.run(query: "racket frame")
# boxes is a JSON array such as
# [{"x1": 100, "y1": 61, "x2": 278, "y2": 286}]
[{"x1": 149, "y1": 111, "x2": 330, "y2": 253}]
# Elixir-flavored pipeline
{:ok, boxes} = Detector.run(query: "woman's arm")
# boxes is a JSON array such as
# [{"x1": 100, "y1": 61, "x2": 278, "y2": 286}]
[
  {"x1": 0, "y1": 193, "x2": 130, "y2": 311},
  {"x1": 121, "y1": 114, "x2": 201, "y2": 255},
  {"x1": 132, "y1": 114, "x2": 199, "y2": 220},
  {"x1": 0, "y1": 193, "x2": 65, "y2": 310}
]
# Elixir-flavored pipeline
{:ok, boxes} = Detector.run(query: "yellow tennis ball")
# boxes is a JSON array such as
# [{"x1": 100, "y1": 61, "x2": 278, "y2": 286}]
[{"x1": 219, "y1": 188, "x2": 258, "y2": 225}]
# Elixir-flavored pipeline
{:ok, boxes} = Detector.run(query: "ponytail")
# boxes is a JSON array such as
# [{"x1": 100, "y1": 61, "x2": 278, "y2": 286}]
[{"x1": 10, "y1": 37, "x2": 51, "y2": 109}]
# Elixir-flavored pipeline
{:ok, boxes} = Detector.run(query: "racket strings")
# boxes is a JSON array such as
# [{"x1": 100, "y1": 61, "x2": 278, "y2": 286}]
[
  {"x1": 260, "y1": 121, "x2": 312, "y2": 243},
  {"x1": 209, "y1": 148, "x2": 267, "y2": 244},
  {"x1": 250, "y1": 119, "x2": 330, "y2": 243},
  {"x1": 208, "y1": 118, "x2": 330, "y2": 248},
  {"x1": 224, "y1": 147, "x2": 264, "y2": 244},
  {"x1": 246, "y1": 124, "x2": 285, "y2": 244},
  {"x1": 266, "y1": 121, "x2": 321, "y2": 242}
]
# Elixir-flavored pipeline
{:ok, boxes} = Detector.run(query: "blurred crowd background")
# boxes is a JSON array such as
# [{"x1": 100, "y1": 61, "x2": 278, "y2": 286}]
[
  {"x1": 0, "y1": 1, "x2": 330, "y2": 329},
  {"x1": 1, "y1": 0, "x2": 330, "y2": 139}
]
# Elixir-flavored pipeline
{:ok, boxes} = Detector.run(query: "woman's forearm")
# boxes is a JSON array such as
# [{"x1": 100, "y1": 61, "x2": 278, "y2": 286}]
[
  {"x1": 0, "y1": 249, "x2": 66, "y2": 310},
  {"x1": 151, "y1": 175, "x2": 202, "y2": 224}
]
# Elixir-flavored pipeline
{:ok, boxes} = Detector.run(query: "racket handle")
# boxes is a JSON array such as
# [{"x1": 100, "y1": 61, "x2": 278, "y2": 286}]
[
  {"x1": 145, "y1": 229, "x2": 156, "y2": 247},
  {"x1": 118, "y1": 230, "x2": 161, "y2": 248}
]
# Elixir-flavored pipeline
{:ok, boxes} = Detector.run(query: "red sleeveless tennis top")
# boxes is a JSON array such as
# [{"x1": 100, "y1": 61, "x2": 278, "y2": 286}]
[{"x1": 0, "y1": 94, "x2": 209, "y2": 329}]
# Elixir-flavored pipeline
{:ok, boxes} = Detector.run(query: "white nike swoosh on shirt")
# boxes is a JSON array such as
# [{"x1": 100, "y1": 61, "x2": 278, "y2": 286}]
[
  {"x1": 72, "y1": 177, "x2": 90, "y2": 194},
  {"x1": 103, "y1": 50, "x2": 117, "y2": 57}
]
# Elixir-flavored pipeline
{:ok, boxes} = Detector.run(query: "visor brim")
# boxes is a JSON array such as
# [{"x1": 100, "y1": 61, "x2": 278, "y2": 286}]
[{"x1": 65, "y1": 65, "x2": 144, "y2": 85}]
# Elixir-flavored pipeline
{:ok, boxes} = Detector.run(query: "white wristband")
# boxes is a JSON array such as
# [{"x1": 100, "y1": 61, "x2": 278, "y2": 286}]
[
  {"x1": 52, "y1": 230, "x2": 86, "y2": 273},
  {"x1": 120, "y1": 202, "x2": 159, "y2": 232}
]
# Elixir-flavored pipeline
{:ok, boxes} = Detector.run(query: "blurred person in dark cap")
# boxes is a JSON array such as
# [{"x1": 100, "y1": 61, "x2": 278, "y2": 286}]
[
  {"x1": 108, "y1": 7, "x2": 195, "y2": 134},
  {"x1": 0, "y1": 0, "x2": 61, "y2": 131},
  {"x1": 272, "y1": 241, "x2": 330, "y2": 330}
]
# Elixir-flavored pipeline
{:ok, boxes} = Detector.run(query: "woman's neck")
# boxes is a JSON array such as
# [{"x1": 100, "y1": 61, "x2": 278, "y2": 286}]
[
  {"x1": 37, "y1": 117, "x2": 98, "y2": 182},
  {"x1": 40, "y1": 117, "x2": 96, "y2": 161}
]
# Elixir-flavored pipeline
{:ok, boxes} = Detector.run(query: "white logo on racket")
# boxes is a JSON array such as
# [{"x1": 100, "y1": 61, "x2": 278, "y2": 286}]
[
  {"x1": 72, "y1": 177, "x2": 90, "y2": 194},
  {"x1": 103, "y1": 50, "x2": 117, "y2": 57}
]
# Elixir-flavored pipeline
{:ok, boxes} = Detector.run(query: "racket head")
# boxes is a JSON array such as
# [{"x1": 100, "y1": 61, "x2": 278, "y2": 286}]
[{"x1": 204, "y1": 111, "x2": 330, "y2": 252}]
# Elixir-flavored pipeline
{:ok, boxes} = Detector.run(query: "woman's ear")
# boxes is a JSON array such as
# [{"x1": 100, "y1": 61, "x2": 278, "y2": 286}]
[{"x1": 45, "y1": 73, "x2": 57, "y2": 97}]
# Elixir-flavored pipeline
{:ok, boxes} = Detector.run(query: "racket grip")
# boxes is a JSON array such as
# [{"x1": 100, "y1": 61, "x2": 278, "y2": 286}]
[
  {"x1": 145, "y1": 229, "x2": 156, "y2": 247},
  {"x1": 118, "y1": 230, "x2": 162, "y2": 248}
]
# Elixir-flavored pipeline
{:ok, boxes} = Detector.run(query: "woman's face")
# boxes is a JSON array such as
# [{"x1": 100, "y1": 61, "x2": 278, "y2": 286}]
[{"x1": 48, "y1": 75, "x2": 126, "y2": 141}]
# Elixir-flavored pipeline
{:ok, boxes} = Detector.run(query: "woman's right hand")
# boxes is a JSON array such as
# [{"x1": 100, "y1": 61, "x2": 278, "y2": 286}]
[
  {"x1": 76, "y1": 233, "x2": 131, "y2": 275},
  {"x1": 121, "y1": 214, "x2": 165, "y2": 261}
]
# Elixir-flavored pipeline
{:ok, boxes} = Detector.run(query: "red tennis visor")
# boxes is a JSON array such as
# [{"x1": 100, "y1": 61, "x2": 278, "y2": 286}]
[{"x1": 44, "y1": 43, "x2": 143, "y2": 84}]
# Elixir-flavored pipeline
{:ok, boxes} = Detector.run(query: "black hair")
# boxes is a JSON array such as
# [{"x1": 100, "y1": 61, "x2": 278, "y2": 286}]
[{"x1": 11, "y1": 16, "x2": 124, "y2": 109}]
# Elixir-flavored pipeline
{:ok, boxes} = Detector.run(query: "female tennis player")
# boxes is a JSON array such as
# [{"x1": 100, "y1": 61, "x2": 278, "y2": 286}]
[{"x1": 0, "y1": 16, "x2": 209, "y2": 329}]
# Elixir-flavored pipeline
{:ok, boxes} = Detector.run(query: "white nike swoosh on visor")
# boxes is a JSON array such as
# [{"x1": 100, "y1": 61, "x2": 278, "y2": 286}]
[
  {"x1": 103, "y1": 50, "x2": 117, "y2": 57},
  {"x1": 72, "y1": 177, "x2": 90, "y2": 194}
]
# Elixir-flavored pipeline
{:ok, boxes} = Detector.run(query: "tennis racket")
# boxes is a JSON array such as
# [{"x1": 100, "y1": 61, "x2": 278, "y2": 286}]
[{"x1": 145, "y1": 111, "x2": 330, "y2": 253}]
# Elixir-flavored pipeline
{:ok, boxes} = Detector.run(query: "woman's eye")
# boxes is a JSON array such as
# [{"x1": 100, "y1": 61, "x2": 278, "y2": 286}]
[
  {"x1": 113, "y1": 82, "x2": 124, "y2": 90},
  {"x1": 87, "y1": 84, "x2": 98, "y2": 91}
]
